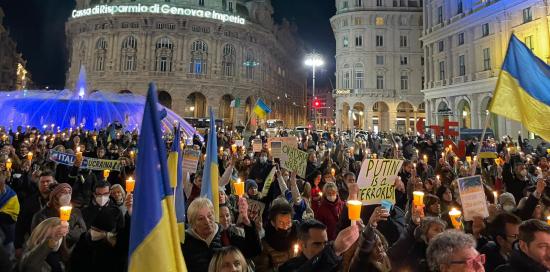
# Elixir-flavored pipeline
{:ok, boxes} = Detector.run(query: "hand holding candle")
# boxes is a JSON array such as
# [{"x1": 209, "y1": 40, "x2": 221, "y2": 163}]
[
  {"x1": 347, "y1": 200, "x2": 362, "y2": 226},
  {"x1": 103, "y1": 169, "x2": 110, "y2": 179},
  {"x1": 27, "y1": 152, "x2": 33, "y2": 162},
  {"x1": 233, "y1": 178, "x2": 244, "y2": 197},
  {"x1": 59, "y1": 206, "x2": 72, "y2": 222},
  {"x1": 413, "y1": 191, "x2": 424, "y2": 207},
  {"x1": 126, "y1": 177, "x2": 135, "y2": 193},
  {"x1": 76, "y1": 146, "x2": 83, "y2": 161},
  {"x1": 5, "y1": 159, "x2": 11, "y2": 171},
  {"x1": 449, "y1": 208, "x2": 462, "y2": 229}
]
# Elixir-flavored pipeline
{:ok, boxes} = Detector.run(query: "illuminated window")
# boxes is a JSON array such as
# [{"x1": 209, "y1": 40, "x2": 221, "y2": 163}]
[
  {"x1": 190, "y1": 40, "x2": 208, "y2": 75},
  {"x1": 376, "y1": 17, "x2": 384, "y2": 25}
]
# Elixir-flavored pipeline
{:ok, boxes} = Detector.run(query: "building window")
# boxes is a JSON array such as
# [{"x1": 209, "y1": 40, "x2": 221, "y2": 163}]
[
  {"x1": 190, "y1": 40, "x2": 208, "y2": 75},
  {"x1": 400, "y1": 56, "x2": 408, "y2": 65},
  {"x1": 222, "y1": 44, "x2": 236, "y2": 77},
  {"x1": 439, "y1": 61, "x2": 445, "y2": 80},
  {"x1": 458, "y1": 33, "x2": 464, "y2": 45},
  {"x1": 400, "y1": 74, "x2": 408, "y2": 90},
  {"x1": 457, "y1": 0, "x2": 463, "y2": 14},
  {"x1": 400, "y1": 35, "x2": 408, "y2": 47},
  {"x1": 376, "y1": 75, "x2": 384, "y2": 89},
  {"x1": 525, "y1": 35, "x2": 534, "y2": 51},
  {"x1": 483, "y1": 48, "x2": 491, "y2": 71},
  {"x1": 94, "y1": 38, "x2": 107, "y2": 71},
  {"x1": 343, "y1": 36, "x2": 349, "y2": 48},
  {"x1": 438, "y1": 41, "x2": 444, "y2": 52},
  {"x1": 421, "y1": 57, "x2": 424, "y2": 66},
  {"x1": 355, "y1": 64, "x2": 364, "y2": 89},
  {"x1": 343, "y1": 70, "x2": 351, "y2": 88},
  {"x1": 376, "y1": 0, "x2": 383, "y2": 6},
  {"x1": 482, "y1": 23, "x2": 489, "y2": 37},
  {"x1": 342, "y1": 18, "x2": 348, "y2": 27},
  {"x1": 343, "y1": 1, "x2": 348, "y2": 9},
  {"x1": 245, "y1": 50, "x2": 257, "y2": 80},
  {"x1": 355, "y1": 35, "x2": 363, "y2": 47},
  {"x1": 523, "y1": 7, "x2": 533, "y2": 23},
  {"x1": 355, "y1": 0, "x2": 362, "y2": 7},
  {"x1": 437, "y1": 6, "x2": 443, "y2": 24},
  {"x1": 198, "y1": 0, "x2": 205, "y2": 6},
  {"x1": 376, "y1": 35, "x2": 384, "y2": 47},
  {"x1": 121, "y1": 36, "x2": 137, "y2": 72},
  {"x1": 155, "y1": 37, "x2": 173, "y2": 72},
  {"x1": 229, "y1": 2, "x2": 233, "y2": 12},
  {"x1": 376, "y1": 55, "x2": 384, "y2": 65},
  {"x1": 458, "y1": 55, "x2": 465, "y2": 76},
  {"x1": 354, "y1": 17, "x2": 362, "y2": 25}
]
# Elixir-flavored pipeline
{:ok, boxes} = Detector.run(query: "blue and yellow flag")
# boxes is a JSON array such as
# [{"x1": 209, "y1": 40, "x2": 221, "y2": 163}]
[
  {"x1": 0, "y1": 185, "x2": 19, "y2": 222},
  {"x1": 490, "y1": 35, "x2": 550, "y2": 141},
  {"x1": 201, "y1": 107, "x2": 220, "y2": 221},
  {"x1": 253, "y1": 98, "x2": 272, "y2": 118},
  {"x1": 129, "y1": 83, "x2": 187, "y2": 272},
  {"x1": 168, "y1": 124, "x2": 186, "y2": 243}
]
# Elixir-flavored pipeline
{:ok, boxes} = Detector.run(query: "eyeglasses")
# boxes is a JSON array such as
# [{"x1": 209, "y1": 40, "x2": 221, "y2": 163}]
[{"x1": 449, "y1": 254, "x2": 486, "y2": 268}]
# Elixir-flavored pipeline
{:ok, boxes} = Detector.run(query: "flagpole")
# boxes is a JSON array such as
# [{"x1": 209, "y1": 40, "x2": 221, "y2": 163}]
[{"x1": 471, "y1": 111, "x2": 492, "y2": 177}]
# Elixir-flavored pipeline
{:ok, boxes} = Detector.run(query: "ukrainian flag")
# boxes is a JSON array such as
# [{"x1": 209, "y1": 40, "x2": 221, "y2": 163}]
[
  {"x1": 490, "y1": 35, "x2": 550, "y2": 141},
  {"x1": 168, "y1": 123, "x2": 186, "y2": 243},
  {"x1": 201, "y1": 107, "x2": 220, "y2": 221},
  {"x1": 0, "y1": 185, "x2": 19, "y2": 222},
  {"x1": 253, "y1": 98, "x2": 272, "y2": 118},
  {"x1": 129, "y1": 83, "x2": 187, "y2": 272}
]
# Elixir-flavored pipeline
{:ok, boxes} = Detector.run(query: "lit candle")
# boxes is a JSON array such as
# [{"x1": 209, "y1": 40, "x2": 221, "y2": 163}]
[
  {"x1": 547, "y1": 216, "x2": 550, "y2": 225},
  {"x1": 231, "y1": 144, "x2": 237, "y2": 154},
  {"x1": 59, "y1": 206, "x2": 73, "y2": 222},
  {"x1": 233, "y1": 179, "x2": 244, "y2": 197},
  {"x1": 5, "y1": 159, "x2": 12, "y2": 171},
  {"x1": 448, "y1": 145, "x2": 452, "y2": 152},
  {"x1": 413, "y1": 191, "x2": 424, "y2": 207},
  {"x1": 436, "y1": 175, "x2": 440, "y2": 182},
  {"x1": 415, "y1": 149, "x2": 419, "y2": 157},
  {"x1": 319, "y1": 192, "x2": 323, "y2": 198},
  {"x1": 103, "y1": 169, "x2": 110, "y2": 179},
  {"x1": 129, "y1": 150, "x2": 135, "y2": 160},
  {"x1": 126, "y1": 177, "x2": 135, "y2": 193},
  {"x1": 441, "y1": 152, "x2": 445, "y2": 158},
  {"x1": 449, "y1": 208, "x2": 462, "y2": 229},
  {"x1": 466, "y1": 156, "x2": 472, "y2": 164},
  {"x1": 347, "y1": 200, "x2": 362, "y2": 226},
  {"x1": 75, "y1": 146, "x2": 82, "y2": 161},
  {"x1": 293, "y1": 243, "x2": 300, "y2": 257},
  {"x1": 372, "y1": 153, "x2": 377, "y2": 159},
  {"x1": 331, "y1": 168, "x2": 336, "y2": 177},
  {"x1": 27, "y1": 152, "x2": 33, "y2": 162},
  {"x1": 423, "y1": 154, "x2": 428, "y2": 164},
  {"x1": 493, "y1": 191, "x2": 498, "y2": 204},
  {"x1": 92, "y1": 135, "x2": 97, "y2": 142}
]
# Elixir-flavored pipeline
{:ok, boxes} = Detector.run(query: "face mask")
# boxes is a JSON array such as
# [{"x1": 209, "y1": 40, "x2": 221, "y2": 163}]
[
  {"x1": 260, "y1": 157, "x2": 268, "y2": 163},
  {"x1": 327, "y1": 195, "x2": 337, "y2": 202},
  {"x1": 52, "y1": 238, "x2": 62, "y2": 252},
  {"x1": 96, "y1": 195, "x2": 109, "y2": 207},
  {"x1": 58, "y1": 194, "x2": 71, "y2": 206},
  {"x1": 503, "y1": 204, "x2": 515, "y2": 212},
  {"x1": 90, "y1": 229, "x2": 106, "y2": 241},
  {"x1": 248, "y1": 153, "x2": 254, "y2": 158}
]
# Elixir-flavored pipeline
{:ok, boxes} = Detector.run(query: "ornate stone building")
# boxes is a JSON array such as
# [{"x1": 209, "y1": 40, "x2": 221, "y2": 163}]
[
  {"x1": 331, "y1": 0, "x2": 425, "y2": 134},
  {"x1": 0, "y1": 7, "x2": 30, "y2": 91},
  {"x1": 421, "y1": 0, "x2": 550, "y2": 138},
  {"x1": 65, "y1": 0, "x2": 307, "y2": 129}
]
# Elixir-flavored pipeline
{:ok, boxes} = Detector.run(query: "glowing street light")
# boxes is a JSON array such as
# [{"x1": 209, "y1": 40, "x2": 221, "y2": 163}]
[{"x1": 305, "y1": 52, "x2": 324, "y2": 129}]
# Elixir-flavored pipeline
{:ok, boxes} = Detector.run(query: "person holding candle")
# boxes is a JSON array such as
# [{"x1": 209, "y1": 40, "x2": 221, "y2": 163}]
[
  {"x1": 312, "y1": 182, "x2": 344, "y2": 241},
  {"x1": 82, "y1": 181, "x2": 124, "y2": 232},
  {"x1": 110, "y1": 184, "x2": 127, "y2": 215}
]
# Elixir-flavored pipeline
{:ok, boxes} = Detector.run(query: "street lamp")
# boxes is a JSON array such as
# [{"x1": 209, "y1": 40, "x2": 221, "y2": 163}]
[{"x1": 305, "y1": 52, "x2": 324, "y2": 129}]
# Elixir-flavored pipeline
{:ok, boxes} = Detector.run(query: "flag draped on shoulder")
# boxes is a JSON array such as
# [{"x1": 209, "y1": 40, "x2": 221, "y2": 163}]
[
  {"x1": 168, "y1": 124, "x2": 186, "y2": 243},
  {"x1": 253, "y1": 98, "x2": 272, "y2": 118},
  {"x1": 128, "y1": 82, "x2": 187, "y2": 272},
  {"x1": 489, "y1": 35, "x2": 550, "y2": 141},
  {"x1": 201, "y1": 107, "x2": 220, "y2": 221}
]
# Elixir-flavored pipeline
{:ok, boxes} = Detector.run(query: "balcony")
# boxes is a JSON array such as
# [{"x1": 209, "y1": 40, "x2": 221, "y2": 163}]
[
  {"x1": 474, "y1": 70, "x2": 494, "y2": 81},
  {"x1": 450, "y1": 13, "x2": 464, "y2": 24},
  {"x1": 355, "y1": 89, "x2": 396, "y2": 98},
  {"x1": 453, "y1": 75, "x2": 465, "y2": 84}
]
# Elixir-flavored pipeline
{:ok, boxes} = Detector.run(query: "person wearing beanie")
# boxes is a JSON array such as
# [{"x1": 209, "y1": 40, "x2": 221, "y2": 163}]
[
  {"x1": 246, "y1": 179, "x2": 259, "y2": 200},
  {"x1": 31, "y1": 183, "x2": 87, "y2": 248},
  {"x1": 82, "y1": 180, "x2": 124, "y2": 233},
  {"x1": 70, "y1": 208, "x2": 125, "y2": 272}
]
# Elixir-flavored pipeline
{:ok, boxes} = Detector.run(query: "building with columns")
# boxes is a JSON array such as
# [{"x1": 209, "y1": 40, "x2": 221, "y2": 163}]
[
  {"x1": 0, "y1": 7, "x2": 31, "y2": 91},
  {"x1": 65, "y1": 0, "x2": 307, "y2": 130},
  {"x1": 421, "y1": 0, "x2": 550, "y2": 138},
  {"x1": 331, "y1": 0, "x2": 425, "y2": 134}
]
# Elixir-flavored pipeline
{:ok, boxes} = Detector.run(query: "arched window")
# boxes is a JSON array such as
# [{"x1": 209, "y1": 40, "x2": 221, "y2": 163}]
[
  {"x1": 354, "y1": 63, "x2": 364, "y2": 89},
  {"x1": 245, "y1": 49, "x2": 256, "y2": 80},
  {"x1": 121, "y1": 36, "x2": 138, "y2": 71},
  {"x1": 222, "y1": 44, "x2": 236, "y2": 77},
  {"x1": 155, "y1": 37, "x2": 174, "y2": 72},
  {"x1": 94, "y1": 38, "x2": 107, "y2": 71},
  {"x1": 190, "y1": 40, "x2": 208, "y2": 75}
]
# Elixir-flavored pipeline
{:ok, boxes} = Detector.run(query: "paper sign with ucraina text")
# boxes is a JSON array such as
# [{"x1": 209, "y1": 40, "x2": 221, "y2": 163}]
[
  {"x1": 357, "y1": 159, "x2": 404, "y2": 205},
  {"x1": 280, "y1": 143, "x2": 308, "y2": 178}
]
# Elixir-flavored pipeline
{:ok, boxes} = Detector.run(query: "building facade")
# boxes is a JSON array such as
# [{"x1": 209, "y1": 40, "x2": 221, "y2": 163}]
[
  {"x1": 421, "y1": 0, "x2": 550, "y2": 138},
  {"x1": 0, "y1": 8, "x2": 30, "y2": 91},
  {"x1": 65, "y1": 0, "x2": 307, "y2": 129},
  {"x1": 331, "y1": 0, "x2": 425, "y2": 134},
  {"x1": 313, "y1": 88, "x2": 336, "y2": 130}
]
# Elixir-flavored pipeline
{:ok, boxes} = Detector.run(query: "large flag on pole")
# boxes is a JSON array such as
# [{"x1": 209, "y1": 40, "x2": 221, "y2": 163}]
[
  {"x1": 489, "y1": 35, "x2": 550, "y2": 141},
  {"x1": 129, "y1": 83, "x2": 187, "y2": 272},
  {"x1": 253, "y1": 98, "x2": 272, "y2": 118},
  {"x1": 168, "y1": 123, "x2": 186, "y2": 243},
  {"x1": 201, "y1": 107, "x2": 220, "y2": 221}
]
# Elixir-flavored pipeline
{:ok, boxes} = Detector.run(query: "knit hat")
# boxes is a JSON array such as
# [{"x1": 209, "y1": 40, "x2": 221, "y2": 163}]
[
  {"x1": 498, "y1": 192, "x2": 516, "y2": 207},
  {"x1": 91, "y1": 209, "x2": 116, "y2": 232},
  {"x1": 49, "y1": 183, "x2": 72, "y2": 203},
  {"x1": 245, "y1": 179, "x2": 258, "y2": 192}
]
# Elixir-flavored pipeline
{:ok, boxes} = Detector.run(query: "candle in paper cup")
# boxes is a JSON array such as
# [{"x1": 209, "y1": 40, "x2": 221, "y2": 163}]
[
  {"x1": 234, "y1": 179, "x2": 245, "y2": 197},
  {"x1": 59, "y1": 206, "x2": 72, "y2": 222},
  {"x1": 231, "y1": 144, "x2": 237, "y2": 153},
  {"x1": 547, "y1": 216, "x2": 550, "y2": 225},
  {"x1": 493, "y1": 191, "x2": 498, "y2": 204},
  {"x1": 347, "y1": 200, "x2": 362, "y2": 224},
  {"x1": 423, "y1": 155, "x2": 428, "y2": 164},
  {"x1": 466, "y1": 156, "x2": 472, "y2": 164},
  {"x1": 103, "y1": 169, "x2": 110, "y2": 179},
  {"x1": 413, "y1": 191, "x2": 424, "y2": 207},
  {"x1": 5, "y1": 159, "x2": 11, "y2": 171},
  {"x1": 27, "y1": 152, "x2": 33, "y2": 162},
  {"x1": 129, "y1": 150, "x2": 135, "y2": 159},
  {"x1": 449, "y1": 208, "x2": 462, "y2": 229},
  {"x1": 126, "y1": 177, "x2": 135, "y2": 193},
  {"x1": 293, "y1": 243, "x2": 300, "y2": 256},
  {"x1": 331, "y1": 168, "x2": 336, "y2": 177},
  {"x1": 76, "y1": 146, "x2": 82, "y2": 160}
]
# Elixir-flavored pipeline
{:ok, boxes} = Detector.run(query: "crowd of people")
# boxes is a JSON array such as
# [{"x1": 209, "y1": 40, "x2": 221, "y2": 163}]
[{"x1": 0, "y1": 123, "x2": 549, "y2": 272}]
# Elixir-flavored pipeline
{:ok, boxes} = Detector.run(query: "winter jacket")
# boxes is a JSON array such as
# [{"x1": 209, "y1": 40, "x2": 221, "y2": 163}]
[
  {"x1": 81, "y1": 201, "x2": 124, "y2": 232},
  {"x1": 479, "y1": 241, "x2": 507, "y2": 272},
  {"x1": 279, "y1": 243, "x2": 342, "y2": 272},
  {"x1": 255, "y1": 223, "x2": 299, "y2": 272},
  {"x1": 387, "y1": 223, "x2": 429, "y2": 272},
  {"x1": 348, "y1": 225, "x2": 389, "y2": 272},
  {"x1": 313, "y1": 197, "x2": 344, "y2": 241},
  {"x1": 15, "y1": 193, "x2": 48, "y2": 250},
  {"x1": 31, "y1": 206, "x2": 87, "y2": 248},
  {"x1": 18, "y1": 240, "x2": 63, "y2": 272},
  {"x1": 495, "y1": 244, "x2": 548, "y2": 272},
  {"x1": 70, "y1": 232, "x2": 124, "y2": 272}
]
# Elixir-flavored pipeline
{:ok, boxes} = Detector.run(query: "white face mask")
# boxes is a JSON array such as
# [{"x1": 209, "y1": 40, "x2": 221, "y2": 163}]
[
  {"x1": 58, "y1": 194, "x2": 71, "y2": 206},
  {"x1": 260, "y1": 157, "x2": 268, "y2": 163},
  {"x1": 248, "y1": 153, "x2": 254, "y2": 158},
  {"x1": 90, "y1": 229, "x2": 106, "y2": 241},
  {"x1": 503, "y1": 204, "x2": 515, "y2": 212},
  {"x1": 96, "y1": 195, "x2": 109, "y2": 207},
  {"x1": 327, "y1": 195, "x2": 337, "y2": 202}
]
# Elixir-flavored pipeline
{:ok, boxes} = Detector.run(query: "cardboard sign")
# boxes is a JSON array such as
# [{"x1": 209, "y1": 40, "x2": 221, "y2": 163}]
[
  {"x1": 280, "y1": 143, "x2": 308, "y2": 178},
  {"x1": 48, "y1": 150, "x2": 122, "y2": 171},
  {"x1": 357, "y1": 159, "x2": 404, "y2": 205},
  {"x1": 182, "y1": 149, "x2": 201, "y2": 174},
  {"x1": 268, "y1": 137, "x2": 298, "y2": 148},
  {"x1": 252, "y1": 139, "x2": 262, "y2": 152},
  {"x1": 479, "y1": 143, "x2": 498, "y2": 159},
  {"x1": 247, "y1": 199, "x2": 265, "y2": 225},
  {"x1": 270, "y1": 141, "x2": 282, "y2": 158},
  {"x1": 457, "y1": 176, "x2": 489, "y2": 221},
  {"x1": 235, "y1": 139, "x2": 244, "y2": 147}
]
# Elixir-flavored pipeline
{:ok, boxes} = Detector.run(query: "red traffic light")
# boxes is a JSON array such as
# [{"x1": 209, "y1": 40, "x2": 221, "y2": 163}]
[{"x1": 313, "y1": 100, "x2": 320, "y2": 108}]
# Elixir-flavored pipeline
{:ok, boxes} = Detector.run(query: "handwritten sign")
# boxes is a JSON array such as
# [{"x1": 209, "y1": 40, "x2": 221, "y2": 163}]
[
  {"x1": 357, "y1": 159, "x2": 403, "y2": 205},
  {"x1": 252, "y1": 139, "x2": 262, "y2": 152},
  {"x1": 247, "y1": 199, "x2": 265, "y2": 225},
  {"x1": 280, "y1": 143, "x2": 308, "y2": 178},
  {"x1": 457, "y1": 176, "x2": 489, "y2": 221},
  {"x1": 270, "y1": 141, "x2": 282, "y2": 158},
  {"x1": 268, "y1": 137, "x2": 298, "y2": 148},
  {"x1": 48, "y1": 150, "x2": 122, "y2": 171},
  {"x1": 182, "y1": 149, "x2": 201, "y2": 174},
  {"x1": 235, "y1": 139, "x2": 244, "y2": 147}
]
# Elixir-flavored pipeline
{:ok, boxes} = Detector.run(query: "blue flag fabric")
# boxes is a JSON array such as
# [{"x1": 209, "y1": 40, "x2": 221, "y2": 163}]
[{"x1": 200, "y1": 107, "x2": 220, "y2": 221}]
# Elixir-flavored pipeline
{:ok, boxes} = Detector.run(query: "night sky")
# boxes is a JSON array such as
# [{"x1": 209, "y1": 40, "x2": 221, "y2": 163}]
[{"x1": 0, "y1": 0, "x2": 335, "y2": 90}]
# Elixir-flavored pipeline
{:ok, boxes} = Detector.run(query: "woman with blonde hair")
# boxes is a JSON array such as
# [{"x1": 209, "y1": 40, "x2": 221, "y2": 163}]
[
  {"x1": 110, "y1": 184, "x2": 127, "y2": 215},
  {"x1": 208, "y1": 246, "x2": 251, "y2": 272},
  {"x1": 19, "y1": 217, "x2": 69, "y2": 272}
]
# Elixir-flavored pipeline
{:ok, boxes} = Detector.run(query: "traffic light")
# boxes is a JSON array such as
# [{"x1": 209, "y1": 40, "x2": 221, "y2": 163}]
[{"x1": 313, "y1": 99, "x2": 320, "y2": 108}]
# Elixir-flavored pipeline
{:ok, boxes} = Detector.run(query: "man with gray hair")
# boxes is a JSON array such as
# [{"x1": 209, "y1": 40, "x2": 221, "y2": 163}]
[{"x1": 427, "y1": 230, "x2": 485, "y2": 272}]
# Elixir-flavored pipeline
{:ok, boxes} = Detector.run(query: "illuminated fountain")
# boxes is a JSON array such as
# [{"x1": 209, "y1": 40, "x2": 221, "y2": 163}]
[{"x1": 0, "y1": 66, "x2": 198, "y2": 138}]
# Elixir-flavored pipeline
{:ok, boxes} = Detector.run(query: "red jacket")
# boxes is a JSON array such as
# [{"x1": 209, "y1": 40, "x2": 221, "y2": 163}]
[{"x1": 313, "y1": 197, "x2": 344, "y2": 240}]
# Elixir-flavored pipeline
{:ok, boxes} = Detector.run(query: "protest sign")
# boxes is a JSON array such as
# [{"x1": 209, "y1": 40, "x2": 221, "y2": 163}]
[
  {"x1": 235, "y1": 139, "x2": 244, "y2": 147},
  {"x1": 457, "y1": 176, "x2": 489, "y2": 221},
  {"x1": 268, "y1": 137, "x2": 298, "y2": 148},
  {"x1": 479, "y1": 143, "x2": 498, "y2": 159},
  {"x1": 270, "y1": 141, "x2": 282, "y2": 158},
  {"x1": 247, "y1": 199, "x2": 265, "y2": 225},
  {"x1": 252, "y1": 139, "x2": 262, "y2": 152},
  {"x1": 357, "y1": 159, "x2": 403, "y2": 205},
  {"x1": 280, "y1": 143, "x2": 308, "y2": 178},
  {"x1": 48, "y1": 149, "x2": 122, "y2": 171},
  {"x1": 182, "y1": 149, "x2": 201, "y2": 174},
  {"x1": 261, "y1": 166, "x2": 277, "y2": 196}
]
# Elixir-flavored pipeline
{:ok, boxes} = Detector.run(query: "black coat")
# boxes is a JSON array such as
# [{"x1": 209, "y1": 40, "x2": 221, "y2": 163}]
[
  {"x1": 70, "y1": 232, "x2": 125, "y2": 272},
  {"x1": 81, "y1": 202, "x2": 124, "y2": 232},
  {"x1": 181, "y1": 223, "x2": 261, "y2": 272},
  {"x1": 495, "y1": 245, "x2": 548, "y2": 272},
  {"x1": 388, "y1": 224, "x2": 429, "y2": 272},
  {"x1": 479, "y1": 241, "x2": 507, "y2": 272},
  {"x1": 14, "y1": 193, "x2": 48, "y2": 249},
  {"x1": 279, "y1": 244, "x2": 342, "y2": 272}
]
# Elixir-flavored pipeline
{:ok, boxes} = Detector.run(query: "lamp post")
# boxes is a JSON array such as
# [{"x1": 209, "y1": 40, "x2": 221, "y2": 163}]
[{"x1": 305, "y1": 52, "x2": 324, "y2": 129}]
